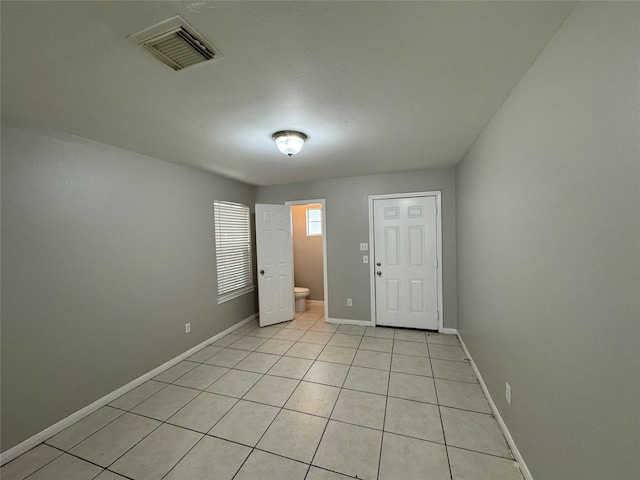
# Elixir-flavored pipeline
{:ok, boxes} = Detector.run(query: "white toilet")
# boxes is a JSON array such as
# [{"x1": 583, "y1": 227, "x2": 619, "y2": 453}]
[{"x1": 294, "y1": 287, "x2": 310, "y2": 313}]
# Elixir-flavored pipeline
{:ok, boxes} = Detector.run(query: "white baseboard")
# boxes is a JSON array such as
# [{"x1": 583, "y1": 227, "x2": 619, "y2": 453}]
[
  {"x1": 440, "y1": 327, "x2": 458, "y2": 335},
  {"x1": 0, "y1": 314, "x2": 257, "y2": 466},
  {"x1": 325, "y1": 317, "x2": 374, "y2": 326},
  {"x1": 306, "y1": 300, "x2": 324, "y2": 307},
  {"x1": 457, "y1": 332, "x2": 533, "y2": 480},
  {"x1": 324, "y1": 318, "x2": 457, "y2": 332}
]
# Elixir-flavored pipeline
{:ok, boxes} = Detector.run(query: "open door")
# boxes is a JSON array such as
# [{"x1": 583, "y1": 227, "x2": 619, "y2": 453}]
[{"x1": 255, "y1": 204, "x2": 294, "y2": 327}]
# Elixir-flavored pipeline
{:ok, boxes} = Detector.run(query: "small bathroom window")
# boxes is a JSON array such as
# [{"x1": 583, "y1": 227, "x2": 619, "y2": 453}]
[{"x1": 306, "y1": 207, "x2": 322, "y2": 236}]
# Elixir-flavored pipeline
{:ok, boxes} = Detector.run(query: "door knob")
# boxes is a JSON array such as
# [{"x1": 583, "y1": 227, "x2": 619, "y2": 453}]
[
  {"x1": 376, "y1": 262, "x2": 381, "y2": 267},
  {"x1": 376, "y1": 271, "x2": 382, "y2": 276},
  {"x1": 260, "y1": 270, "x2": 265, "y2": 275}
]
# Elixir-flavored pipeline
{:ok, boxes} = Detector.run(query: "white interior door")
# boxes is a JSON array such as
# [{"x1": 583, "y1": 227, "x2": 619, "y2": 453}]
[
  {"x1": 373, "y1": 196, "x2": 438, "y2": 329},
  {"x1": 255, "y1": 204, "x2": 294, "y2": 327}
]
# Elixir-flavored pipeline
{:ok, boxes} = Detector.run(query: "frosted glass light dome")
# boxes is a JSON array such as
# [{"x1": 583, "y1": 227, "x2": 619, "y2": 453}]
[{"x1": 272, "y1": 131, "x2": 307, "y2": 156}]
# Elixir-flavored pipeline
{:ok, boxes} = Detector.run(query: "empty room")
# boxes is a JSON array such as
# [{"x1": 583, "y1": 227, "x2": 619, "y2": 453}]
[{"x1": 1, "y1": 2, "x2": 638, "y2": 480}]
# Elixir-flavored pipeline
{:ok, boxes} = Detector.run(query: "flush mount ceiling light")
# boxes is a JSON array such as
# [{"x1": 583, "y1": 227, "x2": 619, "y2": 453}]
[{"x1": 272, "y1": 131, "x2": 308, "y2": 156}]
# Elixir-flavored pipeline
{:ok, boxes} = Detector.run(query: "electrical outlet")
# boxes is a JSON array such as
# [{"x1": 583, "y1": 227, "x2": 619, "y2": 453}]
[
  {"x1": 505, "y1": 382, "x2": 512, "y2": 405},
  {"x1": 347, "y1": 298, "x2": 353, "y2": 307},
  {"x1": 185, "y1": 323, "x2": 191, "y2": 334}
]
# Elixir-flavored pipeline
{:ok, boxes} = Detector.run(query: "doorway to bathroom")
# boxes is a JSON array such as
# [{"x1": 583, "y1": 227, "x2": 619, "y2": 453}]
[{"x1": 286, "y1": 199, "x2": 328, "y2": 321}]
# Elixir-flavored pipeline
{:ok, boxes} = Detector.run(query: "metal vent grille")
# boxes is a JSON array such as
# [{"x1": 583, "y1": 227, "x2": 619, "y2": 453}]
[{"x1": 130, "y1": 16, "x2": 222, "y2": 71}]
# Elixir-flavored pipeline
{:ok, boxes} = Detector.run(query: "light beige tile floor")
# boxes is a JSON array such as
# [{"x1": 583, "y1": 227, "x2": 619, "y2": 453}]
[{"x1": 1, "y1": 305, "x2": 524, "y2": 480}]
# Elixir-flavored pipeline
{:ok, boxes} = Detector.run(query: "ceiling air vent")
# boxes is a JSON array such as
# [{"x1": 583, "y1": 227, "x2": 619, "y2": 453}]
[{"x1": 129, "y1": 16, "x2": 222, "y2": 71}]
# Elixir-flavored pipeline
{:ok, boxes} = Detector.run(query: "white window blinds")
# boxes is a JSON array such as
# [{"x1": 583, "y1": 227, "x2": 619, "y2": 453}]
[{"x1": 214, "y1": 201, "x2": 254, "y2": 303}]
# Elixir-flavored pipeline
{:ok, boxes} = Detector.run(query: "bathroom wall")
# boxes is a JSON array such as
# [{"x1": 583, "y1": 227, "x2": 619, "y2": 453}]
[
  {"x1": 256, "y1": 168, "x2": 456, "y2": 327},
  {"x1": 291, "y1": 204, "x2": 324, "y2": 301},
  {"x1": 1, "y1": 124, "x2": 257, "y2": 452},
  {"x1": 455, "y1": 3, "x2": 639, "y2": 479}
]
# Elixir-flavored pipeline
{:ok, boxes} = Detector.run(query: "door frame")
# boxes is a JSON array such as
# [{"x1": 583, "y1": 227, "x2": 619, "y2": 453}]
[
  {"x1": 368, "y1": 191, "x2": 444, "y2": 332},
  {"x1": 285, "y1": 199, "x2": 329, "y2": 318}
]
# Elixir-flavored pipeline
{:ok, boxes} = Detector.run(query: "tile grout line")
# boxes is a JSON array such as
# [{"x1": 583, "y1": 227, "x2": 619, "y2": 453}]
[
  {"x1": 14, "y1": 317, "x2": 490, "y2": 480},
  {"x1": 122, "y1": 386, "x2": 498, "y2": 441},
  {"x1": 44, "y1": 406, "x2": 129, "y2": 452},
  {"x1": 215, "y1": 318, "x2": 294, "y2": 480},
  {"x1": 91, "y1": 416, "x2": 165, "y2": 477},
  {"x1": 12, "y1": 446, "x2": 66, "y2": 480},
  {"x1": 101, "y1": 468, "x2": 134, "y2": 480},
  {"x1": 301, "y1": 321, "x2": 343, "y2": 479},
  {"x1": 128, "y1": 325, "x2": 273, "y2": 480},
  {"x1": 8, "y1": 317, "x2": 268, "y2": 479},
  {"x1": 305, "y1": 326, "x2": 363, "y2": 479},
  {"x1": 376, "y1": 326, "x2": 396, "y2": 480},
  {"x1": 43, "y1": 393, "x2": 172, "y2": 476},
  {"x1": 201, "y1": 328, "x2": 496, "y2": 474},
  {"x1": 230, "y1": 315, "x2": 329, "y2": 480},
  {"x1": 428, "y1": 332, "x2": 455, "y2": 480},
  {"x1": 102, "y1": 410, "x2": 211, "y2": 479}
]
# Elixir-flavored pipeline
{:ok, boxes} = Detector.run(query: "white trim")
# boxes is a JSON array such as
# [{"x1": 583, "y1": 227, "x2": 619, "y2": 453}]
[
  {"x1": 368, "y1": 200, "x2": 376, "y2": 328},
  {"x1": 435, "y1": 193, "x2": 444, "y2": 332},
  {"x1": 285, "y1": 199, "x2": 329, "y2": 319},
  {"x1": 441, "y1": 327, "x2": 458, "y2": 335},
  {"x1": 0, "y1": 314, "x2": 257, "y2": 466},
  {"x1": 368, "y1": 191, "x2": 444, "y2": 332},
  {"x1": 306, "y1": 300, "x2": 324, "y2": 307},
  {"x1": 457, "y1": 332, "x2": 533, "y2": 480},
  {"x1": 325, "y1": 317, "x2": 373, "y2": 326}
]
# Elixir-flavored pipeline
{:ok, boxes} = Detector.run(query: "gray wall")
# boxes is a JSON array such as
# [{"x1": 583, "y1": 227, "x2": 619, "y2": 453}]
[
  {"x1": 1, "y1": 125, "x2": 257, "y2": 451},
  {"x1": 292, "y1": 205, "x2": 324, "y2": 301},
  {"x1": 455, "y1": 3, "x2": 639, "y2": 479},
  {"x1": 256, "y1": 169, "x2": 457, "y2": 327}
]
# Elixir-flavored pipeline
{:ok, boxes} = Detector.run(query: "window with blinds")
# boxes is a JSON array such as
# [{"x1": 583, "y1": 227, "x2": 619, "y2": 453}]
[{"x1": 213, "y1": 201, "x2": 254, "y2": 303}]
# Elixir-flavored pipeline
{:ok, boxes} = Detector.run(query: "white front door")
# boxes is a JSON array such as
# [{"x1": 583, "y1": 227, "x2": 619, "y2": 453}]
[
  {"x1": 373, "y1": 196, "x2": 438, "y2": 329},
  {"x1": 255, "y1": 204, "x2": 294, "y2": 327}
]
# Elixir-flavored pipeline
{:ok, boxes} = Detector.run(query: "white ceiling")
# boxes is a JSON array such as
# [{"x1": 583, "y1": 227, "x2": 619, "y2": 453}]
[{"x1": 1, "y1": 1, "x2": 573, "y2": 186}]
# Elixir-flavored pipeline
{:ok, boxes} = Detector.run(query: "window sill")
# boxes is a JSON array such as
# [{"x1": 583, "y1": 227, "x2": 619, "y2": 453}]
[{"x1": 217, "y1": 285, "x2": 255, "y2": 304}]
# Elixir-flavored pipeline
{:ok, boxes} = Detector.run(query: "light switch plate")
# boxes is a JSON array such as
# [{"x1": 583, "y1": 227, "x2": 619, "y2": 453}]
[
  {"x1": 363, "y1": 255, "x2": 368, "y2": 264},
  {"x1": 360, "y1": 243, "x2": 368, "y2": 251}
]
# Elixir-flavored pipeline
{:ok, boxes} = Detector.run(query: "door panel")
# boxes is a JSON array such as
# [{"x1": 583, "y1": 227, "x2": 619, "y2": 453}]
[
  {"x1": 409, "y1": 225, "x2": 424, "y2": 266},
  {"x1": 374, "y1": 196, "x2": 438, "y2": 330},
  {"x1": 386, "y1": 279, "x2": 400, "y2": 311},
  {"x1": 385, "y1": 226, "x2": 400, "y2": 265},
  {"x1": 410, "y1": 280, "x2": 424, "y2": 312},
  {"x1": 255, "y1": 204, "x2": 294, "y2": 327}
]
